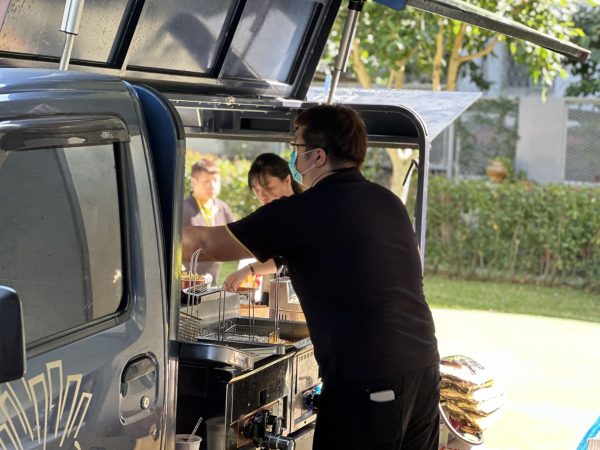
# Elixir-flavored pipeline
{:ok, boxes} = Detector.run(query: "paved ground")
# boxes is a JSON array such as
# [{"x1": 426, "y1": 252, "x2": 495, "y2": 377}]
[{"x1": 433, "y1": 309, "x2": 600, "y2": 450}]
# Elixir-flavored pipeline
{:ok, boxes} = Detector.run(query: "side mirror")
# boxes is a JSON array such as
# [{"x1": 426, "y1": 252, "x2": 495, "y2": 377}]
[{"x1": 0, "y1": 286, "x2": 26, "y2": 383}]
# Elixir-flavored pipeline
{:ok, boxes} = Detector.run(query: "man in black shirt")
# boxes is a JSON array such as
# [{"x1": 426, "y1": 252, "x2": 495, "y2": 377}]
[{"x1": 183, "y1": 105, "x2": 439, "y2": 450}]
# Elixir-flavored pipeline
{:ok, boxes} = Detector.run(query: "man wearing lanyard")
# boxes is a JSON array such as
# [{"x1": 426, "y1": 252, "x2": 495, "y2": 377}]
[
  {"x1": 183, "y1": 105, "x2": 439, "y2": 450},
  {"x1": 183, "y1": 159, "x2": 234, "y2": 280}
]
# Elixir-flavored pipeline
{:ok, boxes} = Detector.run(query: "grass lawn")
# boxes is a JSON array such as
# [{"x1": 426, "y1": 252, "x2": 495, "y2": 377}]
[
  {"x1": 216, "y1": 262, "x2": 600, "y2": 323},
  {"x1": 424, "y1": 274, "x2": 600, "y2": 323}
]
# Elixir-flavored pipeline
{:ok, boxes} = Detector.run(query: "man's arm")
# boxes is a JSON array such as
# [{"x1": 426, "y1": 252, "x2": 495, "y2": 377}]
[
  {"x1": 222, "y1": 201, "x2": 235, "y2": 223},
  {"x1": 182, "y1": 198, "x2": 195, "y2": 227},
  {"x1": 182, "y1": 225, "x2": 253, "y2": 262}
]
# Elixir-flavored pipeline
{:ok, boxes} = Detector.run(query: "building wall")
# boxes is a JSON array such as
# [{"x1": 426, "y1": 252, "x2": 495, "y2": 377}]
[{"x1": 515, "y1": 98, "x2": 566, "y2": 184}]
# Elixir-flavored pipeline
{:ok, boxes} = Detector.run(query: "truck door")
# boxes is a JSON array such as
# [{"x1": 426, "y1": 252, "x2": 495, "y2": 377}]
[{"x1": 0, "y1": 75, "x2": 170, "y2": 449}]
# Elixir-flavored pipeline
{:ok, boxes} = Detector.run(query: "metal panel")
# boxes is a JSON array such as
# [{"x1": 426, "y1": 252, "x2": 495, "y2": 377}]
[
  {"x1": 0, "y1": 69, "x2": 169, "y2": 447},
  {"x1": 221, "y1": 0, "x2": 319, "y2": 82},
  {"x1": 0, "y1": 0, "x2": 132, "y2": 63},
  {"x1": 126, "y1": 0, "x2": 236, "y2": 74}
]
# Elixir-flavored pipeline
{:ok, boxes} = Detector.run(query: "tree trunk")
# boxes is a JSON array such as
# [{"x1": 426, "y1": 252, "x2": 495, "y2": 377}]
[
  {"x1": 387, "y1": 59, "x2": 407, "y2": 89},
  {"x1": 446, "y1": 23, "x2": 467, "y2": 91},
  {"x1": 447, "y1": 33, "x2": 500, "y2": 91},
  {"x1": 396, "y1": 65, "x2": 405, "y2": 89},
  {"x1": 386, "y1": 148, "x2": 417, "y2": 203},
  {"x1": 432, "y1": 19, "x2": 445, "y2": 91},
  {"x1": 351, "y1": 39, "x2": 372, "y2": 89}
]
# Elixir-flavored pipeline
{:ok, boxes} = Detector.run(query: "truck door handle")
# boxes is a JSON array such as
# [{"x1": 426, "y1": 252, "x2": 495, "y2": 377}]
[{"x1": 121, "y1": 355, "x2": 157, "y2": 397}]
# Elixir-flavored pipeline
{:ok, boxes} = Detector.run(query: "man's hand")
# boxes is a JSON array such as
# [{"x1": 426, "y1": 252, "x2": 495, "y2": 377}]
[
  {"x1": 182, "y1": 225, "x2": 253, "y2": 262},
  {"x1": 223, "y1": 265, "x2": 252, "y2": 292}
]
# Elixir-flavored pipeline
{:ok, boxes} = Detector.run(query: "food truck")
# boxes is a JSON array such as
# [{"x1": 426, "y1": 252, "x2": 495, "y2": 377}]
[{"x1": 0, "y1": 0, "x2": 589, "y2": 449}]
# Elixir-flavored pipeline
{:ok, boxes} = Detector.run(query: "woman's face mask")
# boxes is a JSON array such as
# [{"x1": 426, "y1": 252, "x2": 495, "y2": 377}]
[{"x1": 288, "y1": 147, "x2": 318, "y2": 185}]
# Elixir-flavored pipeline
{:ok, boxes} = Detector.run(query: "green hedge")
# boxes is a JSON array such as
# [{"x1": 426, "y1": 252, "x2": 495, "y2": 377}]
[{"x1": 425, "y1": 177, "x2": 600, "y2": 289}]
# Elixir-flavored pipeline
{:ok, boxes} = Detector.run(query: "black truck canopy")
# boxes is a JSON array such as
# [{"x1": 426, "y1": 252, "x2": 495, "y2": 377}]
[
  {"x1": 0, "y1": 0, "x2": 589, "y2": 100},
  {"x1": 0, "y1": 0, "x2": 341, "y2": 99}
]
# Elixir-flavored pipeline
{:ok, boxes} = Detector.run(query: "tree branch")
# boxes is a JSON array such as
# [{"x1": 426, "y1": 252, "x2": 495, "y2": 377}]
[
  {"x1": 446, "y1": 22, "x2": 468, "y2": 91},
  {"x1": 453, "y1": 22, "x2": 467, "y2": 57},
  {"x1": 459, "y1": 35, "x2": 501, "y2": 63}
]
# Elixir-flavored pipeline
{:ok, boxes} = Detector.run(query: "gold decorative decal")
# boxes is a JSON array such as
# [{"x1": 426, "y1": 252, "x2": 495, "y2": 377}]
[
  {"x1": 46, "y1": 361, "x2": 63, "y2": 439},
  {"x1": 0, "y1": 360, "x2": 93, "y2": 449},
  {"x1": 29, "y1": 373, "x2": 49, "y2": 447},
  {"x1": 7, "y1": 384, "x2": 33, "y2": 441}
]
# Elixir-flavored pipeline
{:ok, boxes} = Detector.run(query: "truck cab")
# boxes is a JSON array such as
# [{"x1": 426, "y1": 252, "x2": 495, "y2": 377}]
[{"x1": 0, "y1": 1, "x2": 588, "y2": 449}]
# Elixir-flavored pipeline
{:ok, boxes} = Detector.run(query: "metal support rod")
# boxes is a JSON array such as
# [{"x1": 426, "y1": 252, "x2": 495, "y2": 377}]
[
  {"x1": 59, "y1": 0, "x2": 86, "y2": 70},
  {"x1": 446, "y1": 122, "x2": 455, "y2": 178},
  {"x1": 273, "y1": 265, "x2": 285, "y2": 343},
  {"x1": 59, "y1": 34, "x2": 76, "y2": 71},
  {"x1": 415, "y1": 140, "x2": 430, "y2": 268},
  {"x1": 327, "y1": 0, "x2": 366, "y2": 104}
]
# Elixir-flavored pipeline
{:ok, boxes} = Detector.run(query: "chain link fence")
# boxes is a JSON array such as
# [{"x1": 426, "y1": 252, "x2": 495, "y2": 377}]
[
  {"x1": 565, "y1": 100, "x2": 600, "y2": 184},
  {"x1": 430, "y1": 97, "x2": 519, "y2": 178},
  {"x1": 432, "y1": 96, "x2": 600, "y2": 185}
]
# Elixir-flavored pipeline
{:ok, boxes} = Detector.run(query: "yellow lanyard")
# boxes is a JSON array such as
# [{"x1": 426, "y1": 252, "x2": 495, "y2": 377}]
[{"x1": 196, "y1": 199, "x2": 217, "y2": 226}]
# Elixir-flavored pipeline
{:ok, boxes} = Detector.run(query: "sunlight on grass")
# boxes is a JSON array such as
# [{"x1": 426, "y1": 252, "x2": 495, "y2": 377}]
[{"x1": 424, "y1": 274, "x2": 600, "y2": 323}]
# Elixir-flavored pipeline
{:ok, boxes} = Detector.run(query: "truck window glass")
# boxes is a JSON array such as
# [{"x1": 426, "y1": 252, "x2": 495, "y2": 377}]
[
  {"x1": 0, "y1": 144, "x2": 123, "y2": 344},
  {"x1": 221, "y1": 0, "x2": 317, "y2": 82},
  {"x1": 127, "y1": 0, "x2": 236, "y2": 74},
  {"x1": 0, "y1": 0, "x2": 131, "y2": 63}
]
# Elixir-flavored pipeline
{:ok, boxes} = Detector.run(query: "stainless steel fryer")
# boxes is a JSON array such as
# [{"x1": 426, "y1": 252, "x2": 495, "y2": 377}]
[{"x1": 176, "y1": 250, "x2": 320, "y2": 449}]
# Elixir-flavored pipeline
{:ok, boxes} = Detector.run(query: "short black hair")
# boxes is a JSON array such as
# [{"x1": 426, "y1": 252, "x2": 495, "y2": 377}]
[
  {"x1": 248, "y1": 153, "x2": 302, "y2": 194},
  {"x1": 295, "y1": 104, "x2": 367, "y2": 167},
  {"x1": 191, "y1": 159, "x2": 220, "y2": 177}
]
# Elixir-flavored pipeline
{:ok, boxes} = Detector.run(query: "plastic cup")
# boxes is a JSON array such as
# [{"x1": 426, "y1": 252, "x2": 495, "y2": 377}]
[
  {"x1": 175, "y1": 434, "x2": 202, "y2": 450},
  {"x1": 205, "y1": 417, "x2": 226, "y2": 450}
]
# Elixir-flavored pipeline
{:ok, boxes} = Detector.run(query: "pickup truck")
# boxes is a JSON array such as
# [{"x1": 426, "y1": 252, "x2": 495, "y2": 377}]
[{"x1": 0, "y1": 1, "x2": 588, "y2": 449}]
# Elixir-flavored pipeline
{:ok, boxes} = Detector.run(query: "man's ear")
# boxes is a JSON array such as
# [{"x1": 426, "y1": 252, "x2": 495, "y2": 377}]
[{"x1": 315, "y1": 148, "x2": 328, "y2": 167}]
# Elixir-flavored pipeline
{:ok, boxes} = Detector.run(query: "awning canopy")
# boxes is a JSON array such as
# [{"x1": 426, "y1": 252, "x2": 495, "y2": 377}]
[{"x1": 307, "y1": 87, "x2": 481, "y2": 141}]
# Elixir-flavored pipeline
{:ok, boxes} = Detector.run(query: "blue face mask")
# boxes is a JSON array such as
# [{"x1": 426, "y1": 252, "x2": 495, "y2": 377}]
[{"x1": 288, "y1": 148, "x2": 318, "y2": 185}]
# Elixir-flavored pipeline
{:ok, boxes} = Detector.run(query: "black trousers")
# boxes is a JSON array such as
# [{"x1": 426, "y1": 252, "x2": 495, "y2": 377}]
[{"x1": 312, "y1": 364, "x2": 439, "y2": 450}]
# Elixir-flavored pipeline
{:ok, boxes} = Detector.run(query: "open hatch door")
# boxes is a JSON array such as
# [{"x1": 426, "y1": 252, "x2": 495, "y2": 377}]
[
  {"x1": 375, "y1": 0, "x2": 590, "y2": 62},
  {"x1": 0, "y1": 0, "x2": 341, "y2": 99}
]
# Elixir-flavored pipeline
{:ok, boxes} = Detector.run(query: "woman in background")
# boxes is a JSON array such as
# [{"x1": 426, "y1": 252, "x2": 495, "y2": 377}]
[{"x1": 224, "y1": 153, "x2": 302, "y2": 291}]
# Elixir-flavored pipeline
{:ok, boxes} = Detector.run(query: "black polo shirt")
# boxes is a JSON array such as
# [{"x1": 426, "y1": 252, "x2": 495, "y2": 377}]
[{"x1": 227, "y1": 168, "x2": 438, "y2": 384}]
